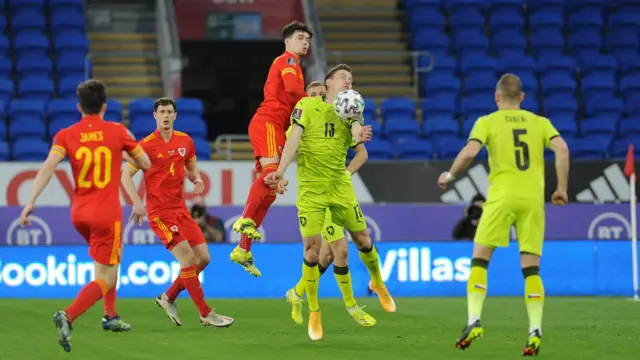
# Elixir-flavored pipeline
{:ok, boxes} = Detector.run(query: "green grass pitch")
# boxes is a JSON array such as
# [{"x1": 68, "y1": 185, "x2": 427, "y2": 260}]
[{"x1": 1, "y1": 297, "x2": 638, "y2": 359}]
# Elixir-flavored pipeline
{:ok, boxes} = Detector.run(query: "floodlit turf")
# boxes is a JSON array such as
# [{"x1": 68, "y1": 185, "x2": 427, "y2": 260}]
[{"x1": 1, "y1": 297, "x2": 639, "y2": 359}]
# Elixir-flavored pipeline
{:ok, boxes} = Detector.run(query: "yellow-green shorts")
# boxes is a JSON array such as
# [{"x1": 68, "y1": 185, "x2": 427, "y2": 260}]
[
  {"x1": 474, "y1": 198, "x2": 545, "y2": 256},
  {"x1": 321, "y1": 208, "x2": 345, "y2": 243},
  {"x1": 297, "y1": 179, "x2": 367, "y2": 238}
]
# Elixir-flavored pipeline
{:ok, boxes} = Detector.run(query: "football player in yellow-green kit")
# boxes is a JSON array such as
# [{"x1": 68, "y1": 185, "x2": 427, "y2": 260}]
[
  {"x1": 265, "y1": 64, "x2": 389, "y2": 341},
  {"x1": 438, "y1": 74, "x2": 570, "y2": 356},
  {"x1": 280, "y1": 81, "x2": 395, "y2": 328}
]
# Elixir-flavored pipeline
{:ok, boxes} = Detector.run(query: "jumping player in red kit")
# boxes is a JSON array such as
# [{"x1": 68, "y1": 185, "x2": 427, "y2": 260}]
[
  {"x1": 230, "y1": 21, "x2": 313, "y2": 277},
  {"x1": 18, "y1": 80, "x2": 152, "y2": 352},
  {"x1": 121, "y1": 97, "x2": 234, "y2": 328}
]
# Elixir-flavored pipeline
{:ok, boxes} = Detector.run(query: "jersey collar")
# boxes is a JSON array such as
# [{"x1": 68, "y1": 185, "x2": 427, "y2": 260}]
[
  {"x1": 80, "y1": 115, "x2": 103, "y2": 122},
  {"x1": 284, "y1": 50, "x2": 299, "y2": 61}
]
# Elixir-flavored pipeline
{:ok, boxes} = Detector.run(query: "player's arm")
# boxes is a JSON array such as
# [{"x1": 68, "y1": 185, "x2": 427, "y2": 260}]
[
  {"x1": 121, "y1": 126, "x2": 151, "y2": 170},
  {"x1": 275, "y1": 101, "x2": 307, "y2": 176},
  {"x1": 444, "y1": 118, "x2": 486, "y2": 182},
  {"x1": 25, "y1": 137, "x2": 66, "y2": 206},
  {"x1": 122, "y1": 161, "x2": 143, "y2": 206},
  {"x1": 184, "y1": 138, "x2": 203, "y2": 185},
  {"x1": 347, "y1": 143, "x2": 368, "y2": 175},
  {"x1": 545, "y1": 118, "x2": 570, "y2": 195},
  {"x1": 348, "y1": 116, "x2": 372, "y2": 143},
  {"x1": 278, "y1": 58, "x2": 306, "y2": 99}
]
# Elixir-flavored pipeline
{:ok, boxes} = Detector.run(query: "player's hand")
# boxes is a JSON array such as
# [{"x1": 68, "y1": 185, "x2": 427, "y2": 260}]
[
  {"x1": 276, "y1": 179, "x2": 289, "y2": 194},
  {"x1": 129, "y1": 201, "x2": 147, "y2": 225},
  {"x1": 19, "y1": 202, "x2": 34, "y2": 226},
  {"x1": 264, "y1": 170, "x2": 284, "y2": 186},
  {"x1": 358, "y1": 125, "x2": 373, "y2": 143},
  {"x1": 193, "y1": 178, "x2": 204, "y2": 195},
  {"x1": 437, "y1": 171, "x2": 455, "y2": 190},
  {"x1": 551, "y1": 190, "x2": 568, "y2": 206}
]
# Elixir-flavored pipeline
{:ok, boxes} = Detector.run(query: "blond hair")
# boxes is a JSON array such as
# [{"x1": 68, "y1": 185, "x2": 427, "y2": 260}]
[
  {"x1": 496, "y1": 73, "x2": 522, "y2": 103},
  {"x1": 306, "y1": 81, "x2": 324, "y2": 93}
]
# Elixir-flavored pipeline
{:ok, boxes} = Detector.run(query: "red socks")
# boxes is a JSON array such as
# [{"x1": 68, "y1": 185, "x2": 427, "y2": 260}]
[
  {"x1": 103, "y1": 287, "x2": 117, "y2": 318},
  {"x1": 165, "y1": 264, "x2": 201, "y2": 302},
  {"x1": 66, "y1": 279, "x2": 109, "y2": 323},
  {"x1": 239, "y1": 164, "x2": 279, "y2": 252},
  {"x1": 180, "y1": 265, "x2": 211, "y2": 317}
]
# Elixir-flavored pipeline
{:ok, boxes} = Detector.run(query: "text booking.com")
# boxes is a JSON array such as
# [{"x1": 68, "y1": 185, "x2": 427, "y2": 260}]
[{"x1": 0, "y1": 254, "x2": 204, "y2": 289}]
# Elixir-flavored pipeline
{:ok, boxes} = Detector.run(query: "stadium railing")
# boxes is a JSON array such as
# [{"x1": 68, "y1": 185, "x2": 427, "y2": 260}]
[
  {"x1": 213, "y1": 134, "x2": 253, "y2": 160},
  {"x1": 156, "y1": 0, "x2": 183, "y2": 99},
  {"x1": 301, "y1": 0, "x2": 327, "y2": 81}
]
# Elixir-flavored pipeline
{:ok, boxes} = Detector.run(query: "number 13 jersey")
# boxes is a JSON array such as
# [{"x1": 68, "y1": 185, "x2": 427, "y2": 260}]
[
  {"x1": 52, "y1": 115, "x2": 141, "y2": 222},
  {"x1": 468, "y1": 109, "x2": 560, "y2": 203},
  {"x1": 134, "y1": 129, "x2": 197, "y2": 217}
]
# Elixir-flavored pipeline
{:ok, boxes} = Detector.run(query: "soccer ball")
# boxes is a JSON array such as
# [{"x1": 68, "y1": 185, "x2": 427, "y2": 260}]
[{"x1": 334, "y1": 89, "x2": 365, "y2": 120}]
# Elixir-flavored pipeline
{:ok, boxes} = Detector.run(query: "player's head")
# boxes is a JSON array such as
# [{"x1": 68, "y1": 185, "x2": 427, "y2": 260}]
[
  {"x1": 324, "y1": 64, "x2": 353, "y2": 94},
  {"x1": 76, "y1": 79, "x2": 107, "y2": 116},
  {"x1": 282, "y1": 21, "x2": 312, "y2": 57},
  {"x1": 495, "y1": 73, "x2": 524, "y2": 108},
  {"x1": 153, "y1": 97, "x2": 177, "y2": 131},
  {"x1": 306, "y1": 81, "x2": 326, "y2": 97}
]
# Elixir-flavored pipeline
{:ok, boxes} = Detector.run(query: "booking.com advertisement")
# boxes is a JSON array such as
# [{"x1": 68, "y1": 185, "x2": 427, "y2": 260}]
[{"x1": 0, "y1": 241, "x2": 634, "y2": 298}]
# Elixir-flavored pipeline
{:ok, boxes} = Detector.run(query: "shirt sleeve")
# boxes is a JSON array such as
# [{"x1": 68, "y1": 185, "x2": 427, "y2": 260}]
[
  {"x1": 120, "y1": 124, "x2": 142, "y2": 157},
  {"x1": 275, "y1": 56, "x2": 306, "y2": 99},
  {"x1": 468, "y1": 117, "x2": 488, "y2": 145},
  {"x1": 51, "y1": 129, "x2": 67, "y2": 158},
  {"x1": 127, "y1": 141, "x2": 145, "y2": 170},
  {"x1": 290, "y1": 98, "x2": 309, "y2": 129},
  {"x1": 541, "y1": 116, "x2": 561, "y2": 148},
  {"x1": 186, "y1": 136, "x2": 197, "y2": 164}
]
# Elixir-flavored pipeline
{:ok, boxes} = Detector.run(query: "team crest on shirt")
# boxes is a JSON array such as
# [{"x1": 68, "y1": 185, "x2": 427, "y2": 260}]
[
  {"x1": 178, "y1": 147, "x2": 186, "y2": 157},
  {"x1": 170, "y1": 225, "x2": 179, "y2": 232},
  {"x1": 287, "y1": 57, "x2": 296, "y2": 66},
  {"x1": 292, "y1": 108, "x2": 302, "y2": 120}
]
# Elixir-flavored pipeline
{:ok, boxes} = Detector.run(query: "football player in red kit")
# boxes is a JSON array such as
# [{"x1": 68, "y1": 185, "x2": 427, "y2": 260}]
[{"x1": 230, "y1": 21, "x2": 313, "y2": 277}]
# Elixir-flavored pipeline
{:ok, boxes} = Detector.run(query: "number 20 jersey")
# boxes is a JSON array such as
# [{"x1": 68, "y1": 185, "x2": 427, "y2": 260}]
[
  {"x1": 468, "y1": 109, "x2": 560, "y2": 203},
  {"x1": 52, "y1": 115, "x2": 141, "y2": 222}
]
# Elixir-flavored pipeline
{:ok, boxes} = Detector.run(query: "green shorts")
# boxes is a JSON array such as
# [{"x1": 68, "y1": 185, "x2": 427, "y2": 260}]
[
  {"x1": 297, "y1": 179, "x2": 367, "y2": 238},
  {"x1": 474, "y1": 198, "x2": 545, "y2": 256},
  {"x1": 321, "y1": 208, "x2": 345, "y2": 243}
]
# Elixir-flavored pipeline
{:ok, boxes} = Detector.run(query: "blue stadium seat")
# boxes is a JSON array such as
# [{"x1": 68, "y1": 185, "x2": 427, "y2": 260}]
[
  {"x1": 541, "y1": 74, "x2": 576, "y2": 97},
  {"x1": 128, "y1": 98, "x2": 155, "y2": 122},
  {"x1": 461, "y1": 119, "x2": 475, "y2": 136},
  {"x1": 396, "y1": 139, "x2": 435, "y2": 160},
  {"x1": 420, "y1": 55, "x2": 456, "y2": 76},
  {"x1": 581, "y1": 75, "x2": 616, "y2": 102},
  {"x1": 364, "y1": 139, "x2": 394, "y2": 160},
  {"x1": 459, "y1": 56, "x2": 496, "y2": 77},
  {"x1": 10, "y1": 119, "x2": 46, "y2": 140},
  {"x1": 529, "y1": 12, "x2": 564, "y2": 32},
  {"x1": 57, "y1": 55, "x2": 87, "y2": 82},
  {"x1": 11, "y1": 11, "x2": 46, "y2": 36},
  {"x1": 424, "y1": 74, "x2": 461, "y2": 97},
  {"x1": 408, "y1": 9, "x2": 445, "y2": 31},
  {"x1": 460, "y1": 95, "x2": 495, "y2": 117},
  {"x1": 521, "y1": 96, "x2": 539, "y2": 113},
  {"x1": 18, "y1": 78, "x2": 54, "y2": 101},
  {"x1": 566, "y1": 0, "x2": 604, "y2": 14},
  {"x1": 568, "y1": 11, "x2": 604, "y2": 32},
  {"x1": 51, "y1": 11, "x2": 86, "y2": 36},
  {"x1": 58, "y1": 76, "x2": 85, "y2": 98},
  {"x1": 618, "y1": 118, "x2": 640, "y2": 137},
  {"x1": 0, "y1": 58, "x2": 12, "y2": 78},
  {"x1": 380, "y1": 97, "x2": 416, "y2": 122},
  {"x1": 412, "y1": 29, "x2": 450, "y2": 53},
  {"x1": 464, "y1": 74, "x2": 497, "y2": 96},
  {"x1": 569, "y1": 30, "x2": 602, "y2": 57},
  {"x1": 50, "y1": 0, "x2": 85, "y2": 13},
  {"x1": 571, "y1": 136, "x2": 610, "y2": 159},
  {"x1": 581, "y1": 55, "x2": 618, "y2": 77},
  {"x1": 606, "y1": 31, "x2": 639, "y2": 58},
  {"x1": 16, "y1": 56, "x2": 52, "y2": 79},
  {"x1": 0, "y1": 141, "x2": 9, "y2": 160},
  {"x1": 0, "y1": 36, "x2": 8, "y2": 55},
  {"x1": 54, "y1": 34, "x2": 89, "y2": 57},
  {"x1": 625, "y1": 94, "x2": 640, "y2": 116},
  {"x1": 12, "y1": 139, "x2": 49, "y2": 161},
  {"x1": 0, "y1": 102, "x2": 7, "y2": 122},
  {"x1": 128, "y1": 116, "x2": 156, "y2": 139},
  {"x1": 584, "y1": 96, "x2": 624, "y2": 118},
  {"x1": 492, "y1": 31, "x2": 527, "y2": 57},
  {"x1": 519, "y1": 73, "x2": 539, "y2": 96},
  {"x1": 363, "y1": 98, "x2": 376, "y2": 121},
  {"x1": 0, "y1": 17, "x2": 6, "y2": 35},
  {"x1": 13, "y1": 34, "x2": 49, "y2": 57},
  {"x1": 544, "y1": 95, "x2": 579, "y2": 119},
  {"x1": 174, "y1": 116, "x2": 207, "y2": 138},
  {"x1": 620, "y1": 75, "x2": 640, "y2": 94},
  {"x1": 177, "y1": 98, "x2": 204, "y2": 117},
  {"x1": 384, "y1": 120, "x2": 420, "y2": 141},
  {"x1": 553, "y1": 118, "x2": 579, "y2": 137},
  {"x1": 421, "y1": 95, "x2": 457, "y2": 120},
  {"x1": 192, "y1": 137, "x2": 211, "y2": 159},
  {"x1": 450, "y1": 10, "x2": 484, "y2": 30},
  {"x1": 530, "y1": 30, "x2": 565, "y2": 56},
  {"x1": 621, "y1": 55, "x2": 640, "y2": 76},
  {"x1": 9, "y1": 100, "x2": 45, "y2": 122},
  {"x1": 486, "y1": 0, "x2": 523, "y2": 12},
  {"x1": 48, "y1": 117, "x2": 76, "y2": 138},
  {"x1": 497, "y1": 56, "x2": 536, "y2": 76},
  {"x1": 453, "y1": 31, "x2": 489, "y2": 57},
  {"x1": 369, "y1": 120, "x2": 382, "y2": 138},
  {"x1": 489, "y1": 11, "x2": 525, "y2": 34},
  {"x1": 47, "y1": 99, "x2": 80, "y2": 123},
  {"x1": 581, "y1": 118, "x2": 617, "y2": 137},
  {"x1": 445, "y1": 0, "x2": 484, "y2": 13},
  {"x1": 0, "y1": 80, "x2": 13, "y2": 104},
  {"x1": 422, "y1": 119, "x2": 459, "y2": 138},
  {"x1": 537, "y1": 55, "x2": 575, "y2": 77},
  {"x1": 610, "y1": 138, "x2": 636, "y2": 158},
  {"x1": 8, "y1": 0, "x2": 44, "y2": 15},
  {"x1": 436, "y1": 137, "x2": 466, "y2": 159},
  {"x1": 528, "y1": 0, "x2": 566, "y2": 13},
  {"x1": 609, "y1": 13, "x2": 640, "y2": 33},
  {"x1": 0, "y1": 121, "x2": 6, "y2": 140},
  {"x1": 105, "y1": 100, "x2": 123, "y2": 122}
]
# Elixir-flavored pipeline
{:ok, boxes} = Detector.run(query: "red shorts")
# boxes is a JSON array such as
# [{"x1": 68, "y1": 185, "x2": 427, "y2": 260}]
[
  {"x1": 73, "y1": 220, "x2": 123, "y2": 265},
  {"x1": 149, "y1": 211, "x2": 206, "y2": 250},
  {"x1": 249, "y1": 117, "x2": 285, "y2": 172}
]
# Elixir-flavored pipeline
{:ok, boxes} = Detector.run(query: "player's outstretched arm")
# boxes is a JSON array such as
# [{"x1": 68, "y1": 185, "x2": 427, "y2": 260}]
[
  {"x1": 277, "y1": 124, "x2": 303, "y2": 175},
  {"x1": 438, "y1": 140, "x2": 483, "y2": 189},
  {"x1": 20, "y1": 151, "x2": 65, "y2": 225},
  {"x1": 347, "y1": 143, "x2": 368, "y2": 175},
  {"x1": 349, "y1": 120, "x2": 372, "y2": 143},
  {"x1": 185, "y1": 161, "x2": 204, "y2": 195},
  {"x1": 549, "y1": 136, "x2": 570, "y2": 205}
]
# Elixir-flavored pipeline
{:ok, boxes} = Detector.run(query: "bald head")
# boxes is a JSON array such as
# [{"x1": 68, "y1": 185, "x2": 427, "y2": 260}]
[{"x1": 496, "y1": 73, "x2": 523, "y2": 106}]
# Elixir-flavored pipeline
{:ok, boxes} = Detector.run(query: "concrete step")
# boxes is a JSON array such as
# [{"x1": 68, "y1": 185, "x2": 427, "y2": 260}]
[
  {"x1": 357, "y1": 75, "x2": 413, "y2": 86},
  {"x1": 327, "y1": 52, "x2": 413, "y2": 64},
  {"x1": 98, "y1": 75, "x2": 162, "y2": 86},
  {"x1": 92, "y1": 64, "x2": 160, "y2": 75},
  {"x1": 88, "y1": 33, "x2": 156, "y2": 42},
  {"x1": 92, "y1": 56, "x2": 158, "y2": 65},
  {"x1": 90, "y1": 42, "x2": 157, "y2": 52},
  {"x1": 318, "y1": 9, "x2": 403, "y2": 21},
  {"x1": 322, "y1": 20, "x2": 402, "y2": 32},
  {"x1": 325, "y1": 42, "x2": 406, "y2": 51},
  {"x1": 357, "y1": 86, "x2": 415, "y2": 98},
  {"x1": 324, "y1": 32, "x2": 404, "y2": 42}
]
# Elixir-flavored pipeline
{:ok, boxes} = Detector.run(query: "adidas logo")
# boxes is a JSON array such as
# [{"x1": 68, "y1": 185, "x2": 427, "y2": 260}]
[
  {"x1": 441, "y1": 164, "x2": 489, "y2": 203},
  {"x1": 576, "y1": 164, "x2": 630, "y2": 203},
  {"x1": 157, "y1": 153, "x2": 163, "y2": 158}
]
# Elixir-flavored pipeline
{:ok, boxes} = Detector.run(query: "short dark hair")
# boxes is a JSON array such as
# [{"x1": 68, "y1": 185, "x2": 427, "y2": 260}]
[
  {"x1": 154, "y1": 97, "x2": 176, "y2": 112},
  {"x1": 282, "y1": 21, "x2": 313, "y2": 40},
  {"x1": 77, "y1": 79, "x2": 107, "y2": 115},
  {"x1": 324, "y1": 64, "x2": 352, "y2": 84},
  {"x1": 306, "y1": 81, "x2": 324, "y2": 92}
]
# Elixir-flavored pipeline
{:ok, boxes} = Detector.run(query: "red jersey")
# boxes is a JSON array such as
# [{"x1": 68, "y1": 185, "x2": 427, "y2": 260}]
[
  {"x1": 51, "y1": 115, "x2": 141, "y2": 222},
  {"x1": 135, "y1": 129, "x2": 196, "y2": 217},
  {"x1": 254, "y1": 50, "x2": 306, "y2": 129}
]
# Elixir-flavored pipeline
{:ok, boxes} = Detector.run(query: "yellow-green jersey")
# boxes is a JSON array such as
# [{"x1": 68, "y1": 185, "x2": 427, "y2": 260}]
[
  {"x1": 289, "y1": 96, "x2": 358, "y2": 184},
  {"x1": 469, "y1": 109, "x2": 560, "y2": 203}
]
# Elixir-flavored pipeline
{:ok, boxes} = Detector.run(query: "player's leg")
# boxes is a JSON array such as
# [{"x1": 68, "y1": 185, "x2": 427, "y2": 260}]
[
  {"x1": 297, "y1": 209, "x2": 325, "y2": 340},
  {"x1": 101, "y1": 267, "x2": 132, "y2": 332},
  {"x1": 515, "y1": 201, "x2": 545, "y2": 356},
  {"x1": 230, "y1": 193, "x2": 274, "y2": 277},
  {"x1": 456, "y1": 201, "x2": 513, "y2": 351}
]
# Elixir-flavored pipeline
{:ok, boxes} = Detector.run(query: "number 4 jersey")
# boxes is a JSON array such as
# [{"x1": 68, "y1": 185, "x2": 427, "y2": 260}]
[
  {"x1": 51, "y1": 115, "x2": 142, "y2": 222},
  {"x1": 468, "y1": 109, "x2": 560, "y2": 203}
]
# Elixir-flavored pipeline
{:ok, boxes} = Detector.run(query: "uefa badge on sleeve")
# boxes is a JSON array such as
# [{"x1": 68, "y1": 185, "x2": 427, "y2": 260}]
[
  {"x1": 292, "y1": 108, "x2": 302, "y2": 120},
  {"x1": 287, "y1": 58, "x2": 296, "y2": 66}
]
